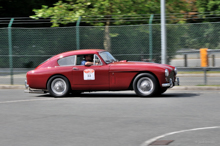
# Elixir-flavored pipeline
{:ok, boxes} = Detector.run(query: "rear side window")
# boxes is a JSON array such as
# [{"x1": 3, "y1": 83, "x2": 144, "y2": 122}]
[{"x1": 58, "y1": 55, "x2": 76, "y2": 66}]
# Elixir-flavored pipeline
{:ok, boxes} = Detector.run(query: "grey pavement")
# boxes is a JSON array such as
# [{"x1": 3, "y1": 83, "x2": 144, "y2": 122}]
[{"x1": 0, "y1": 89, "x2": 220, "y2": 146}]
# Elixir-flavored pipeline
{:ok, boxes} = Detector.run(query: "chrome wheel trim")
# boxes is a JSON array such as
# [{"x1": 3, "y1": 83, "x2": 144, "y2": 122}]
[
  {"x1": 51, "y1": 78, "x2": 67, "y2": 96},
  {"x1": 137, "y1": 77, "x2": 154, "y2": 95}
]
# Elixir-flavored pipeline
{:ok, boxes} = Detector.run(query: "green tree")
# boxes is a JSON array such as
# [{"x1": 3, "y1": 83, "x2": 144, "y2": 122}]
[
  {"x1": 196, "y1": 0, "x2": 220, "y2": 22},
  {"x1": 196, "y1": 0, "x2": 220, "y2": 13},
  {"x1": 31, "y1": 0, "x2": 189, "y2": 52}
]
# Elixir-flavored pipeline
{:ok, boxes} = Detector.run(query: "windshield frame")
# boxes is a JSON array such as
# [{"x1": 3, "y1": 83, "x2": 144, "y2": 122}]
[{"x1": 99, "y1": 51, "x2": 117, "y2": 64}]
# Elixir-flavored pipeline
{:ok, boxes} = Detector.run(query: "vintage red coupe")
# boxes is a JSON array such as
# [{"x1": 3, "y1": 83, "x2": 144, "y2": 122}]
[{"x1": 25, "y1": 49, "x2": 179, "y2": 97}]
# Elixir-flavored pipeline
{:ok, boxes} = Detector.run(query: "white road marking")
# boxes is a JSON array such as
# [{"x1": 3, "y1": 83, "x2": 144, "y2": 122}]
[
  {"x1": 0, "y1": 98, "x2": 54, "y2": 104},
  {"x1": 140, "y1": 126, "x2": 220, "y2": 146}
]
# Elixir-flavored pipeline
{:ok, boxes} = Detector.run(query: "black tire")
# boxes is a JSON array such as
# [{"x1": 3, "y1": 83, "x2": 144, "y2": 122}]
[
  {"x1": 71, "y1": 90, "x2": 82, "y2": 96},
  {"x1": 160, "y1": 88, "x2": 167, "y2": 94},
  {"x1": 47, "y1": 75, "x2": 70, "y2": 97},
  {"x1": 133, "y1": 73, "x2": 159, "y2": 97}
]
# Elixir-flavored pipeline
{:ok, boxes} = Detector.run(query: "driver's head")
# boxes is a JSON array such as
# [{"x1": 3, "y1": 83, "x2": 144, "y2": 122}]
[{"x1": 85, "y1": 54, "x2": 93, "y2": 61}]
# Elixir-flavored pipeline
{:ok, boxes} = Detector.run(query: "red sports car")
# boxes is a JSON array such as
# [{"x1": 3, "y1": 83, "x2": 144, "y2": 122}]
[{"x1": 25, "y1": 49, "x2": 179, "y2": 97}]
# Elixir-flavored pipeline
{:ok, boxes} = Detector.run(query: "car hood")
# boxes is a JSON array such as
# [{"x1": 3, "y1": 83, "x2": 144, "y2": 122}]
[{"x1": 110, "y1": 61, "x2": 175, "y2": 70}]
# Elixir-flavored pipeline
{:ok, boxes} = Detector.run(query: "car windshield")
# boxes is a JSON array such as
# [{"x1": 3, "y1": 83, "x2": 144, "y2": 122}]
[{"x1": 99, "y1": 51, "x2": 117, "y2": 64}]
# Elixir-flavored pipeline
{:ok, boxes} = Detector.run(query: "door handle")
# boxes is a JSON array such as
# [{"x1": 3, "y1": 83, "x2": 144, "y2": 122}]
[{"x1": 73, "y1": 68, "x2": 79, "y2": 70}]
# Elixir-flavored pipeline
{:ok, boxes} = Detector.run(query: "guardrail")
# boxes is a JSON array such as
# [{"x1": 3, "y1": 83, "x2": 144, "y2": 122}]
[
  {"x1": 178, "y1": 67, "x2": 220, "y2": 85},
  {"x1": 0, "y1": 68, "x2": 34, "y2": 74},
  {"x1": 176, "y1": 49, "x2": 220, "y2": 67}
]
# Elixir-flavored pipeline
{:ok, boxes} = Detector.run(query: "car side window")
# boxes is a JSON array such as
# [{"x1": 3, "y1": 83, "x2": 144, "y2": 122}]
[
  {"x1": 58, "y1": 55, "x2": 76, "y2": 66},
  {"x1": 76, "y1": 54, "x2": 102, "y2": 66},
  {"x1": 94, "y1": 54, "x2": 102, "y2": 65},
  {"x1": 76, "y1": 55, "x2": 85, "y2": 65}
]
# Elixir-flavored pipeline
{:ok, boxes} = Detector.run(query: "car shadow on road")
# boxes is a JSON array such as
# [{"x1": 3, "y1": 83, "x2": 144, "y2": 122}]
[
  {"x1": 160, "y1": 93, "x2": 199, "y2": 98},
  {"x1": 36, "y1": 93, "x2": 139, "y2": 98},
  {"x1": 36, "y1": 92, "x2": 199, "y2": 98},
  {"x1": 78, "y1": 93, "x2": 198, "y2": 98}
]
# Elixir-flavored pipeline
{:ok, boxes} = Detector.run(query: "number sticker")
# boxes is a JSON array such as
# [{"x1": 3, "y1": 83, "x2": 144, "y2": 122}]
[{"x1": 83, "y1": 69, "x2": 95, "y2": 80}]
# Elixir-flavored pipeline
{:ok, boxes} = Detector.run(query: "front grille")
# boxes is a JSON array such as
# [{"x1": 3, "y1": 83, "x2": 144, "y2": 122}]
[{"x1": 168, "y1": 70, "x2": 175, "y2": 82}]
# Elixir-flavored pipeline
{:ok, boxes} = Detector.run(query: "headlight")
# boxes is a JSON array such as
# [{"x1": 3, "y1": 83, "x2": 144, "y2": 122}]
[
  {"x1": 174, "y1": 67, "x2": 178, "y2": 75},
  {"x1": 165, "y1": 69, "x2": 169, "y2": 77}
]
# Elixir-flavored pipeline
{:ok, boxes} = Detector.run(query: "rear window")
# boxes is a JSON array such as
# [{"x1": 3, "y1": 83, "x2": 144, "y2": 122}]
[{"x1": 58, "y1": 55, "x2": 76, "y2": 66}]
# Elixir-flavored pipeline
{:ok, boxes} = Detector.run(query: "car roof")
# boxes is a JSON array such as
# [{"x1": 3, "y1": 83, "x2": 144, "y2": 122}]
[
  {"x1": 58, "y1": 49, "x2": 106, "y2": 57},
  {"x1": 36, "y1": 49, "x2": 106, "y2": 69},
  {"x1": 48, "y1": 49, "x2": 106, "y2": 60}
]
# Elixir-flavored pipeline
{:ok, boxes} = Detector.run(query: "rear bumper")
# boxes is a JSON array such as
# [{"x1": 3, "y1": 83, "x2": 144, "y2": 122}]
[
  {"x1": 25, "y1": 80, "x2": 29, "y2": 89},
  {"x1": 162, "y1": 77, "x2": 180, "y2": 88},
  {"x1": 24, "y1": 88, "x2": 47, "y2": 94},
  {"x1": 24, "y1": 80, "x2": 47, "y2": 94}
]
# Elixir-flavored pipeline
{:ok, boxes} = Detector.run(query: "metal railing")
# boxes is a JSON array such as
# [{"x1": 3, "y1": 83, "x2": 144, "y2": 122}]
[{"x1": 1, "y1": 21, "x2": 220, "y2": 84}]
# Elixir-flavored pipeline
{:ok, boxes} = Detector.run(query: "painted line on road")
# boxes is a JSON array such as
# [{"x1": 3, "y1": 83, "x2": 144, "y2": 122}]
[
  {"x1": 0, "y1": 98, "x2": 55, "y2": 104},
  {"x1": 140, "y1": 126, "x2": 220, "y2": 146}
]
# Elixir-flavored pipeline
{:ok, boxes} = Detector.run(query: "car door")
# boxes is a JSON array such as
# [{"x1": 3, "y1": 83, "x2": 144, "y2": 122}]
[{"x1": 72, "y1": 54, "x2": 109, "y2": 90}]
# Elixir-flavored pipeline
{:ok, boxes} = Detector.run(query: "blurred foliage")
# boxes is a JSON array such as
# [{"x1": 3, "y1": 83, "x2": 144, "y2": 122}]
[{"x1": 30, "y1": 0, "x2": 190, "y2": 26}]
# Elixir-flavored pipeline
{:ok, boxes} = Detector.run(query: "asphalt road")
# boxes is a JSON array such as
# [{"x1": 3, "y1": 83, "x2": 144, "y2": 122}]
[{"x1": 0, "y1": 89, "x2": 220, "y2": 146}]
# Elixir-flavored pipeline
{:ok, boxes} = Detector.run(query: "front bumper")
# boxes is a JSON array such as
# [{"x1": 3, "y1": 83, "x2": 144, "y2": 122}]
[{"x1": 162, "y1": 77, "x2": 180, "y2": 88}]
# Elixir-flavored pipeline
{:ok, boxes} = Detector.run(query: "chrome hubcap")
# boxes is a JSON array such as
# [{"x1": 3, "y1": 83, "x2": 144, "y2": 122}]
[
  {"x1": 137, "y1": 77, "x2": 154, "y2": 95},
  {"x1": 51, "y1": 78, "x2": 67, "y2": 96}
]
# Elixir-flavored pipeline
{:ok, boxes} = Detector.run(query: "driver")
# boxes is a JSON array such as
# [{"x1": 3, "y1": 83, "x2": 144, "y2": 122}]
[{"x1": 81, "y1": 54, "x2": 93, "y2": 66}]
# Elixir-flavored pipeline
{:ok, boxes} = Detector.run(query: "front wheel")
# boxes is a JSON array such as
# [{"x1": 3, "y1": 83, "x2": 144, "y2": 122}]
[
  {"x1": 47, "y1": 75, "x2": 70, "y2": 97},
  {"x1": 160, "y1": 88, "x2": 167, "y2": 94},
  {"x1": 133, "y1": 73, "x2": 159, "y2": 97}
]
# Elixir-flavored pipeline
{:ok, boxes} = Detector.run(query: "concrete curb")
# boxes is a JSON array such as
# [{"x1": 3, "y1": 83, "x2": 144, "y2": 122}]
[
  {"x1": 0, "y1": 85, "x2": 219, "y2": 90},
  {"x1": 171, "y1": 86, "x2": 220, "y2": 90},
  {"x1": 0, "y1": 85, "x2": 25, "y2": 89}
]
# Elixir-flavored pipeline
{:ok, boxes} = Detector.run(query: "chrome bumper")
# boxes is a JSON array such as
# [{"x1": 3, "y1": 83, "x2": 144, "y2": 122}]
[
  {"x1": 25, "y1": 80, "x2": 29, "y2": 89},
  {"x1": 162, "y1": 77, "x2": 180, "y2": 88},
  {"x1": 24, "y1": 80, "x2": 47, "y2": 94},
  {"x1": 24, "y1": 88, "x2": 47, "y2": 94}
]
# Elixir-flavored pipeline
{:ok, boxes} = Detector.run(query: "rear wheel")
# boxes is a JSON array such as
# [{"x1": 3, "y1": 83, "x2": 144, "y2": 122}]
[
  {"x1": 71, "y1": 90, "x2": 82, "y2": 96},
  {"x1": 133, "y1": 73, "x2": 159, "y2": 97},
  {"x1": 47, "y1": 75, "x2": 70, "y2": 97}
]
